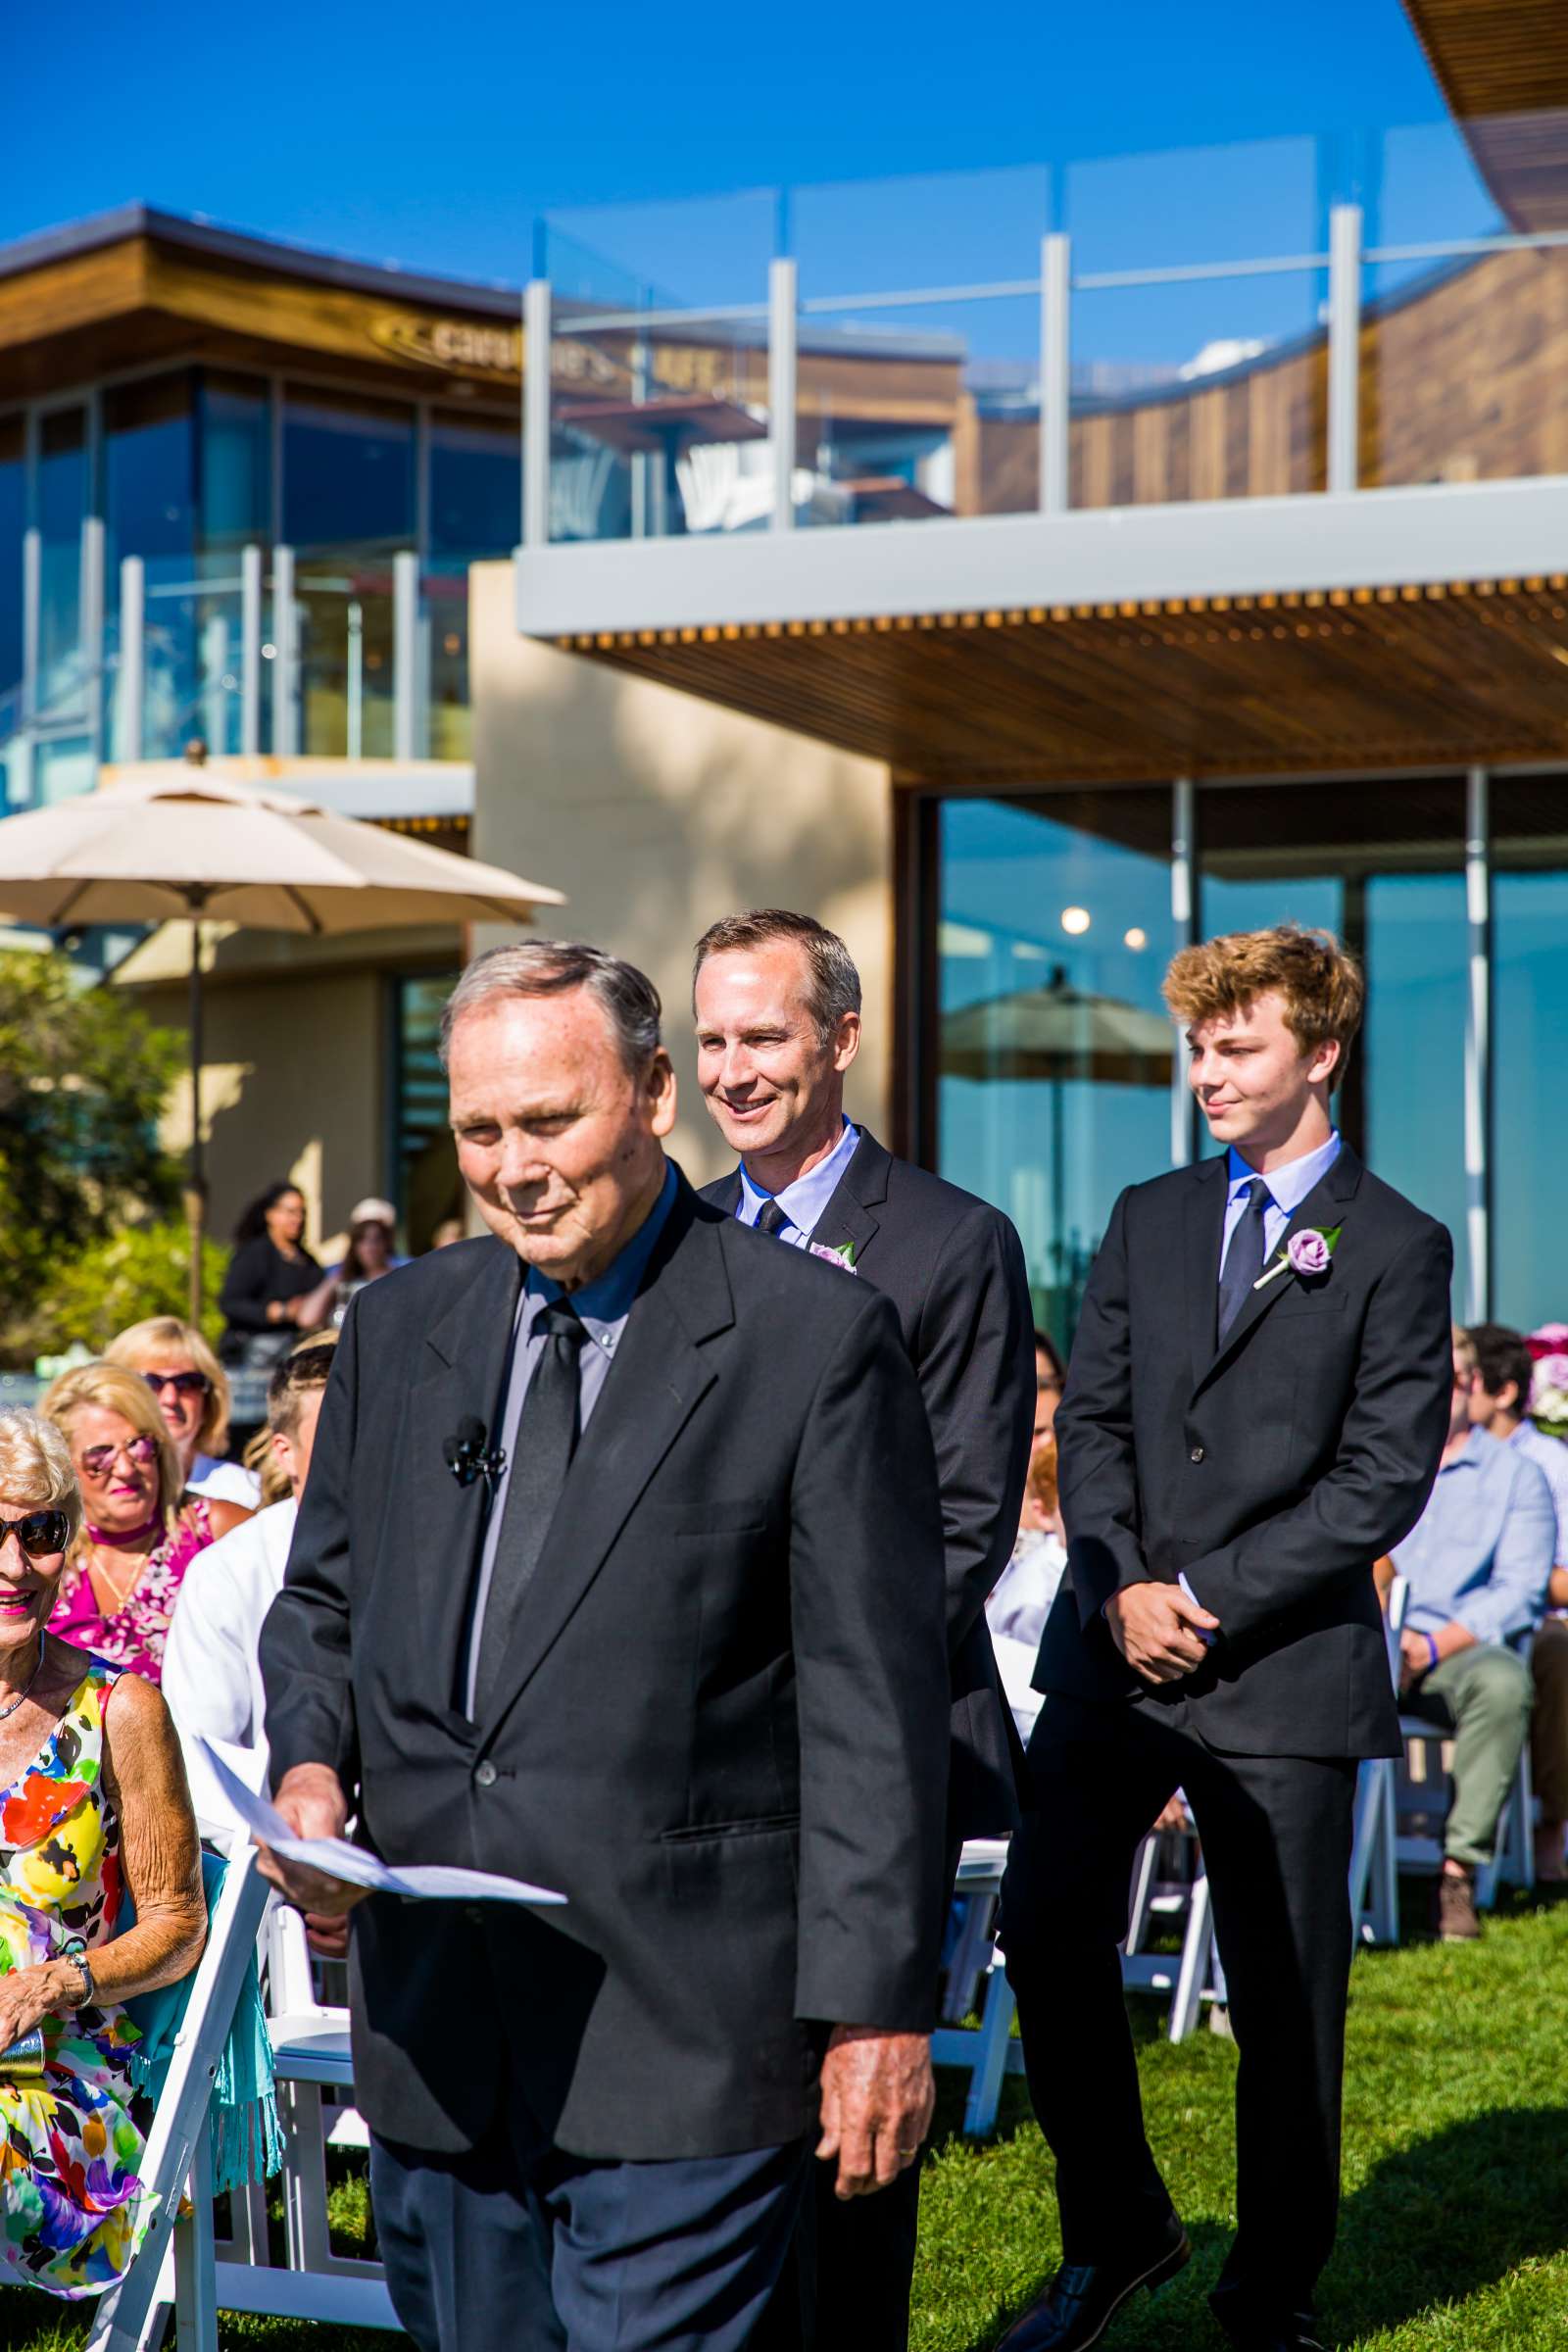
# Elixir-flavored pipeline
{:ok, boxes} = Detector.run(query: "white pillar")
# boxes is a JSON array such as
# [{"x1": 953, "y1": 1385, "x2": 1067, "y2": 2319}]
[
  {"x1": 1170, "y1": 777, "x2": 1197, "y2": 1167},
  {"x1": 1464, "y1": 764, "x2": 1491, "y2": 1321},
  {"x1": 1040, "y1": 233, "x2": 1071, "y2": 514},
  {"x1": 393, "y1": 550, "x2": 418, "y2": 760},
  {"x1": 271, "y1": 544, "x2": 298, "y2": 757},
  {"x1": 523, "y1": 279, "x2": 553, "y2": 550},
  {"x1": 117, "y1": 554, "x2": 144, "y2": 761},
  {"x1": 768, "y1": 257, "x2": 798, "y2": 531},
  {"x1": 1327, "y1": 204, "x2": 1362, "y2": 496},
  {"x1": 240, "y1": 543, "x2": 263, "y2": 756}
]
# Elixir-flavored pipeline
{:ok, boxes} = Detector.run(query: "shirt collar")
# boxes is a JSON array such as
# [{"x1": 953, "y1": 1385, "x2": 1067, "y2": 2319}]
[
  {"x1": 1226, "y1": 1128, "x2": 1342, "y2": 1217},
  {"x1": 526, "y1": 1159, "x2": 678, "y2": 1335},
  {"x1": 738, "y1": 1118, "x2": 860, "y2": 1236},
  {"x1": 1440, "y1": 1427, "x2": 1494, "y2": 1475}
]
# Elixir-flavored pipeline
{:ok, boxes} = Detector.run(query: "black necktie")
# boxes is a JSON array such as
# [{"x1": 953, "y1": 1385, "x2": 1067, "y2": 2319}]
[
  {"x1": 1217, "y1": 1178, "x2": 1272, "y2": 1346},
  {"x1": 755, "y1": 1200, "x2": 790, "y2": 1240},
  {"x1": 472, "y1": 1296, "x2": 589, "y2": 1718}
]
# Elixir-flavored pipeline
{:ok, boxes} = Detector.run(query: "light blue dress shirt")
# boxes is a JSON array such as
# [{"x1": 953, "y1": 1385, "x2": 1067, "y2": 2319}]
[
  {"x1": 1394, "y1": 1427, "x2": 1555, "y2": 1648},
  {"x1": 1218, "y1": 1129, "x2": 1343, "y2": 1279},
  {"x1": 464, "y1": 1161, "x2": 679, "y2": 1712},
  {"x1": 736, "y1": 1117, "x2": 860, "y2": 1247},
  {"x1": 1508, "y1": 1421, "x2": 1568, "y2": 1571}
]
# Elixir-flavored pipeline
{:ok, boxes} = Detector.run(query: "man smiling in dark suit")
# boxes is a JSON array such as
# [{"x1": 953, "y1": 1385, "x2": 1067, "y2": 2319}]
[
  {"x1": 259, "y1": 942, "x2": 952, "y2": 2352},
  {"x1": 694, "y1": 908, "x2": 1036, "y2": 2350},
  {"x1": 998, "y1": 925, "x2": 1452, "y2": 2352}
]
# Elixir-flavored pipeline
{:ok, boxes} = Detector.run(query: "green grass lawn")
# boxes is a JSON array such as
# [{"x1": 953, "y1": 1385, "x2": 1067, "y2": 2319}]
[{"x1": 0, "y1": 1889, "x2": 1564, "y2": 2348}]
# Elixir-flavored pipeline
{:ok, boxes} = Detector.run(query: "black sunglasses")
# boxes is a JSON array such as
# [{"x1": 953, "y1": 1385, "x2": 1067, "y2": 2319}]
[
  {"x1": 142, "y1": 1370, "x2": 211, "y2": 1400},
  {"x1": 0, "y1": 1511, "x2": 70, "y2": 1559}
]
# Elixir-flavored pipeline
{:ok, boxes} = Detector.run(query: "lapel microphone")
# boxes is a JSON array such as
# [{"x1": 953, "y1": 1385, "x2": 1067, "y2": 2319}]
[{"x1": 443, "y1": 1416, "x2": 507, "y2": 1491}]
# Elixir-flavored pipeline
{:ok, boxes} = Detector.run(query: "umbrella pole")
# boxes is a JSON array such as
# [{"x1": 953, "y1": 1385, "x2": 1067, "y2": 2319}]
[{"x1": 184, "y1": 904, "x2": 208, "y2": 1329}]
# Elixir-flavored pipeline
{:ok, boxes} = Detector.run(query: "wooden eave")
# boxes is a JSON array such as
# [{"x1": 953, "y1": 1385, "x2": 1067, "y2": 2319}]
[
  {"x1": 556, "y1": 576, "x2": 1568, "y2": 785},
  {"x1": 1401, "y1": 0, "x2": 1568, "y2": 229}
]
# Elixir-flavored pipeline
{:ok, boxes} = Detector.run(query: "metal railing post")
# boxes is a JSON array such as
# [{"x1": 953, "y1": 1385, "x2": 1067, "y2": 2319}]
[
  {"x1": 768, "y1": 257, "x2": 798, "y2": 531},
  {"x1": 1464, "y1": 765, "x2": 1491, "y2": 1321},
  {"x1": 271, "y1": 544, "x2": 298, "y2": 758},
  {"x1": 80, "y1": 516, "x2": 105, "y2": 760},
  {"x1": 523, "y1": 278, "x2": 553, "y2": 550},
  {"x1": 1170, "y1": 777, "x2": 1197, "y2": 1167},
  {"x1": 117, "y1": 555, "x2": 144, "y2": 761},
  {"x1": 1327, "y1": 203, "x2": 1362, "y2": 495},
  {"x1": 1040, "y1": 233, "x2": 1071, "y2": 514},
  {"x1": 393, "y1": 550, "x2": 418, "y2": 760},
  {"x1": 240, "y1": 543, "x2": 263, "y2": 756}
]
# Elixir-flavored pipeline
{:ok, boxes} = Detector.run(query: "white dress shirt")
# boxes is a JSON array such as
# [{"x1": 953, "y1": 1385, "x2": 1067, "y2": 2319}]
[
  {"x1": 1218, "y1": 1129, "x2": 1343, "y2": 1279},
  {"x1": 187, "y1": 1452, "x2": 263, "y2": 1508},
  {"x1": 163, "y1": 1496, "x2": 297, "y2": 1750},
  {"x1": 736, "y1": 1119, "x2": 861, "y2": 1247}
]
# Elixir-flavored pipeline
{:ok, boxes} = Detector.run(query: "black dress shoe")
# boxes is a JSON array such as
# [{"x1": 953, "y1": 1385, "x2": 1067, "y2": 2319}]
[
  {"x1": 996, "y1": 2216, "x2": 1190, "y2": 2351},
  {"x1": 1209, "y1": 2290, "x2": 1326, "y2": 2351}
]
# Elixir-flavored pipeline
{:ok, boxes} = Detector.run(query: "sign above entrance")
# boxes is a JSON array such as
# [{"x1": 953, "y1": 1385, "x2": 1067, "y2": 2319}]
[{"x1": 367, "y1": 310, "x2": 739, "y2": 398}]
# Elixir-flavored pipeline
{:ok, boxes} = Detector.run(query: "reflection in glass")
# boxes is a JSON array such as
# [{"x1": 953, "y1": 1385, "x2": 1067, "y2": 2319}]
[
  {"x1": 426, "y1": 584, "x2": 469, "y2": 760},
  {"x1": 199, "y1": 372, "x2": 270, "y2": 558},
  {"x1": 394, "y1": 973, "x2": 465, "y2": 1248},
  {"x1": 38, "y1": 408, "x2": 88, "y2": 717},
  {"x1": 938, "y1": 794, "x2": 1175, "y2": 1349},
  {"x1": 296, "y1": 573, "x2": 395, "y2": 760},
  {"x1": 1361, "y1": 872, "x2": 1468, "y2": 1308},
  {"x1": 1494, "y1": 780, "x2": 1568, "y2": 1326}
]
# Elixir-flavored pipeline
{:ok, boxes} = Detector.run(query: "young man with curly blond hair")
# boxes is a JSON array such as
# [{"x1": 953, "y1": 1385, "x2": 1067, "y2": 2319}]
[{"x1": 998, "y1": 924, "x2": 1452, "y2": 2352}]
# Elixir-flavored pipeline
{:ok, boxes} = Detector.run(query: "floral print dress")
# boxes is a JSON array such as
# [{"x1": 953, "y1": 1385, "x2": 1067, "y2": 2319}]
[
  {"x1": 49, "y1": 1498, "x2": 215, "y2": 1684},
  {"x1": 0, "y1": 1659, "x2": 155, "y2": 2296}
]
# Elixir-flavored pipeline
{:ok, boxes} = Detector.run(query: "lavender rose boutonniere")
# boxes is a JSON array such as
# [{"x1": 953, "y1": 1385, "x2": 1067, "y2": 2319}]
[{"x1": 1253, "y1": 1224, "x2": 1344, "y2": 1294}]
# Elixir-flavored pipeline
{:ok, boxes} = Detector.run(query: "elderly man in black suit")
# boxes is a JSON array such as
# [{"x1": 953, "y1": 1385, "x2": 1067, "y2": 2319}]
[
  {"x1": 694, "y1": 907, "x2": 1036, "y2": 2350},
  {"x1": 257, "y1": 941, "x2": 952, "y2": 2352},
  {"x1": 998, "y1": 925, "x2": 1452, "y2": 2352}
]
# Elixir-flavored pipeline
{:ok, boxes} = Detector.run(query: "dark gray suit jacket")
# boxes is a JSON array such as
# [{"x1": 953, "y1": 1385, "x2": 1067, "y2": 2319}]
[
  {"x1": 703, "y1": 1131, "x2": 1036, "y2": 1837},
  {"x1": 1036, "y1": 1142, "x2": 1452, "y2": 1757},
  {"x1": 261, "y1": 1173, "x2": 951, "y2": 2159}
]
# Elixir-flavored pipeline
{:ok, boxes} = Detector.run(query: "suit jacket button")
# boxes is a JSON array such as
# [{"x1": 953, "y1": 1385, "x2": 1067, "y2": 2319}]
[
  {"x1": 474, "y1": 1760, "x2": 498, "y2": 1788},
  {"x1": 1189, "y1": 1445, "x2": 1205, "y2": 1463}
]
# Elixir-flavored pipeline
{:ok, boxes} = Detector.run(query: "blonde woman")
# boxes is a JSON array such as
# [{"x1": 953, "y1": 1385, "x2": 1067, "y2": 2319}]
[
  {"x1": 40, "y1": 1364, "x2": 251, "y2": 1684},
  {"x1": 104, "y1": 1316, "x2": 260, "y2": 1508},
  {"x1": 0, "y1": 1409, "x2": 205, "y2": 2295}
]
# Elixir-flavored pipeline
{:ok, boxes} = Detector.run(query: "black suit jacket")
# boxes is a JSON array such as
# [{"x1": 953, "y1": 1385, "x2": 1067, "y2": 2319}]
[
  {"x1": 261, "y1": 1174, "x2": 951, "y2": 2161},
  {"x1": 1035, "y1": 1143, "x2": 1452, "y2": 1758},
  {"x1": 702, "y1": 1132, "x2": 1036, "y2": 1836}
]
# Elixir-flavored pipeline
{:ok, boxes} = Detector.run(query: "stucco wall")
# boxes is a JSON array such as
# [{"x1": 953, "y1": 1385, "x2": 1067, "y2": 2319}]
[{"x1": 468, "y1": 561, "x2": 896, "y2": 1186}]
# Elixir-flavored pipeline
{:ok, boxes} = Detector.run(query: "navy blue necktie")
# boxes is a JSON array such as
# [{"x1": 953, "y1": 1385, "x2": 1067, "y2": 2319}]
[
  {"x1": 472, "y1": 1297, "x2": 588, "y2": 1718},
  {"x1": 1217, "y1": 1178, "x2": 1272, "y2": 1345}
]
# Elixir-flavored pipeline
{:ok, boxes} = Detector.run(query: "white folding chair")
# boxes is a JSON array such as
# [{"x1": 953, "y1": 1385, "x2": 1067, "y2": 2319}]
[
  {"x1": 931, "y1": 1839, "x2": 1025, "y2": 2137},
  {"x1": 1119, "y1": 1813, "x2": 1227, "y2": 2043}
]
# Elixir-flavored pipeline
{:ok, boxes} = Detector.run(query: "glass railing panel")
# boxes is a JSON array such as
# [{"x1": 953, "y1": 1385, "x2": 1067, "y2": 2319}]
[
  {"x1": 425, "y1": 571, "x2": 471, "y2": 761},
  {"x1": 1069, "y1": 268, "x2": 1327, "y2": 507},
  {"x1": 796, "y1": 290, "x2": 1040, "y2": 523},
  {"x1": 131, "y1": 570, "x2": 248, "y2": 759},
  {"x1": 1362, "y1": 243, "x2": 1568, "y2": 488},
  {"x1": 1063, "y1": 133, "x2": 1323, "y2": 275},
  {"x1": 294, "y1": 562, "x2": 396, "y2": 759}
]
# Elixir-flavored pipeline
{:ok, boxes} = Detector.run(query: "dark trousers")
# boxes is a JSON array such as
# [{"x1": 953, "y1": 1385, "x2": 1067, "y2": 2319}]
[
  {"x1": 1000, "y1": 1695, "x2": 1357, "y2": 2322},
  {"x1": 370, "y1": 2122, "x2": 808, "y2": 2352},
  {"x1": 751, "y1": 2148, "x2": 922, "y2": 2352}
]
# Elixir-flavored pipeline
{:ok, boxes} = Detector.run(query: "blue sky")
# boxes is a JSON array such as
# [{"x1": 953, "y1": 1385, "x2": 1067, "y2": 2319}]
[{"x1": 5, "y1": 1, "x2": 1494, "y2": 368}]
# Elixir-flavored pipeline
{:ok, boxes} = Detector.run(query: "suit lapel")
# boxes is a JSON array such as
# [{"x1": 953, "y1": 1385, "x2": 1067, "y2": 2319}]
[
  {"x1": 413, "y1": 1239, "x2": 524, "y2": 1724},
  {"x1": 706, "y1": 1169, "x2": 743, "y2": 1217},
  {"x1": 805, "y1": 1127, "x2": 890, "y2": 1267},
  {"x1": 1194, "y1": 1142, "x2": 1363, "y2": 1396},
  {"x1": 1183, "y1": 1156, "x2": 1229, "y2": 1391},
  {"x1": 482, "y1": 1185, "x2": 733, "y2": 1733}
]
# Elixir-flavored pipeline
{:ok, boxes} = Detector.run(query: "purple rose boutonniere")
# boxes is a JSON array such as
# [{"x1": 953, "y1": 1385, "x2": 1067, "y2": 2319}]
[
  {"x1": 1253, "y1": 1224, "x2": 1344, "y2": 1294},
  {"x1": 808, "y1": 1239, "x2": 858, "y2": 1276}
]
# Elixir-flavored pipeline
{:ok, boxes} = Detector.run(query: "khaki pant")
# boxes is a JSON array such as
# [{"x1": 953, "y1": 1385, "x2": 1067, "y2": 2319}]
[
  {"x1": 1405, "y1": 1641, "x2": 1533, "y2": 1869},
  {"x1": 1531, "y1": 1616, "x2": 1568, "y2": 1824}
]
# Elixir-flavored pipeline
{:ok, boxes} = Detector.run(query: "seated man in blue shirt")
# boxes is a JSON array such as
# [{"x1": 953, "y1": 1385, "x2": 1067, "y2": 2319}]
[{"x1": 1394, "y1": 1328, "x2": 1556, "y2": 1940}]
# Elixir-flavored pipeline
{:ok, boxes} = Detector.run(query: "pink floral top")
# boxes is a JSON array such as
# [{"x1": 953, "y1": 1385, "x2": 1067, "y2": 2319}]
[{"x1": 49, "y1": 1498, "x2": 216, "y2": 1684}]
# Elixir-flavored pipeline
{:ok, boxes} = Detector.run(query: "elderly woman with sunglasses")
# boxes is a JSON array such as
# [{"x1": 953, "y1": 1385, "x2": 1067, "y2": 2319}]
[
  {"x1": 39, "y1": 1364, "x2": 252, "y2": 1685},
  {"x1": 103, "y1": 1316, "x2": 260, "y2": 1509},
  {"x1": 0, "y1": 1409, "x2": 205, "y2": 2295}
]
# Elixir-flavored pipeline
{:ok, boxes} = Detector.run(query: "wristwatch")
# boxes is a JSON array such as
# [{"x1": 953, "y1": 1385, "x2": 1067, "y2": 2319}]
[{"x1": 60, "y1": 1941, "x2": 94, "y2": 2011}]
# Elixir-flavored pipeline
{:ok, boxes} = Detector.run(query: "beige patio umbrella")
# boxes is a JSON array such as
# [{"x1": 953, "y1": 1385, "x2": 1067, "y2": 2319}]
[{"x1": 0, "y1": 760, "x2": 565, "y2": 1319}]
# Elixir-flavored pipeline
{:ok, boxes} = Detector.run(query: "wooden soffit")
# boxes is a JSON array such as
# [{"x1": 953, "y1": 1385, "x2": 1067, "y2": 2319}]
[
  {"x1": 1401, "y1": 0, "x2": 1568, "y2": 229},
  {"x1": 558, "y1": 576, "x2": 1568, "y2": 785}
]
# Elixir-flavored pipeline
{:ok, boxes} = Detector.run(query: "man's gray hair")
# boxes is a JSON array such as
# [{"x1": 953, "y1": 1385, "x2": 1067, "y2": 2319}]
[
  {"x1": 692, "y1": 909, "x2": 861, "y2": 1044},
  {"x1": 440, "y1": 942, "x2": 663, "y2": 1074}
]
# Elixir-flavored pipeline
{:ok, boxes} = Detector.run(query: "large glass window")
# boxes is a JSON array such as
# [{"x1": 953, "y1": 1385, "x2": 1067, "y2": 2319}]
[
  {"x1": 0, "y1": 415, "x2": 23, "y2": 712},
  {"x1": 1200, "y1": 777, "x2": 1467, "y2": 1307},
  {"x1": 37, "y1": 406, "x2": 88, "y2": 719},
  {"x1": 428, "y1": 409, "x2": 518, "y2": 565},
  {"x1": 937, "y1": 792, "x2": 1176, "y2": 1348},
  {"x1": 1494, "y1": 781, "x2": 1568, "y2": 1330},
  {"x1": 197, "y1": 370, "x2": 270, "y2": 558},
  {"x1": 104, "y1": 374, "x2": 200, "y2": 755},
  {"x1": 281, "y1": 387, "x2": 415, "y2": 554}
]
